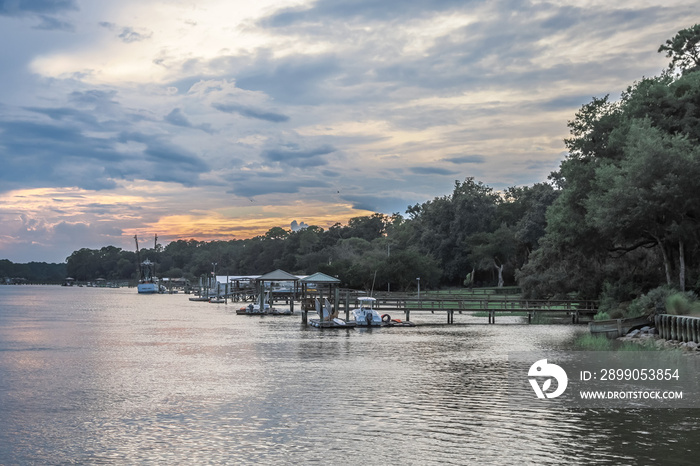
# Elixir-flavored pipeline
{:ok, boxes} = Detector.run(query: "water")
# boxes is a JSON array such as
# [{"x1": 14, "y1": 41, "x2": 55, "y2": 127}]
[{"x1": 1, "y1": 286, "x2": 698, "y2": 465}]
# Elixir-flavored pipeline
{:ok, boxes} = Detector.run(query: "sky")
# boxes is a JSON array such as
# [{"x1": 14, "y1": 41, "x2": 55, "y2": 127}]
[{"x1": 0, "y1": 0, "x2": 696, "y2": 263}]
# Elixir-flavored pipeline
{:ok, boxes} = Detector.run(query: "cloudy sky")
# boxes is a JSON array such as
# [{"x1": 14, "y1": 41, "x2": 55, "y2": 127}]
[{"x1": 0, "y1": 0, "x2": 696, "y2": 263}]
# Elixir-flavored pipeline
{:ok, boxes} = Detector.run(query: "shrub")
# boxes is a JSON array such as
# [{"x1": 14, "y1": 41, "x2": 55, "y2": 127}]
[
  {"x1": 665, "y1": 291, "x2": 700, "y2": 315},
  {"x1": 597, "y1": 281, "x2": 638, "y2": 314},
  {"x1": 593, "y1": 311, "x2": 611, "y2": 321},
  {"x1": 576, "y1": 333, "x2": 613, "y2": 350},
  {"x1": 627, "y1": 286, "x2": 675, "y2": 317}
]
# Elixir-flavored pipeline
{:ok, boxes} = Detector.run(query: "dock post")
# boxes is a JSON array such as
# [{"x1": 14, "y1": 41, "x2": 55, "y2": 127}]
[
  {"x1": 345, "y1": 291, "x2": 350, "y2": 321},
  {"x1": 302, "y1": 309, "x2": 307, "y2": 325}
]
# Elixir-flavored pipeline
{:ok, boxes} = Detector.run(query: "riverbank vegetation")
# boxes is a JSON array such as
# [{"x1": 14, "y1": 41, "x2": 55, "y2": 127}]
[
  {"x1": 0, "y1": 259, "x2": 66, "y2": 284},
  {"x1": 4, "y1": 25, "x2": 700, "y2": 315},
  {"x1": 574, "y1": 333, "x2": 662, "y2": 351}
]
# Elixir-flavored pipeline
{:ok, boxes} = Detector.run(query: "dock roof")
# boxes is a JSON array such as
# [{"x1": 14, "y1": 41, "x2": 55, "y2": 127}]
[
  {"x1": 301, "y1": 272, "x2": 340, "y2": 283},
  {"x1": 257, "y1": 269, "x2": 299, "y2": 281}
]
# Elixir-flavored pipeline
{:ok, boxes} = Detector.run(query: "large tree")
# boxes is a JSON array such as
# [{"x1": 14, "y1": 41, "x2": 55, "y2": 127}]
[
  {"x1": 519, "y1": 27, "x2": 700, "y2": 299},
  {"x1": 659, "y1": 24, "x2": 700, "y2": 74}
]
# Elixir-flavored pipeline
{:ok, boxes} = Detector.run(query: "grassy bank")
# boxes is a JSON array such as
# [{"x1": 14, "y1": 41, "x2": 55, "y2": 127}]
[{"x1": 574, "y1": 333, "x2": 661, "y2": 351}]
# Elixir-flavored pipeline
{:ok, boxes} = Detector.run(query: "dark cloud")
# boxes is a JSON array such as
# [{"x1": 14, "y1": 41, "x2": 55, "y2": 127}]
[
  {"x1": 235, "y1": 54, "x2": 341, "y2": 104},
  {"x1": 68, "y1": 90, "x2": 118, "y2": 108},
  {"x1": 213, "y1": 103, "x2": 289, "y2": 122},
  {"x1": 228, "y1": 178, "x2": 329, "y2": 197},
  {"x1": 254, "y1": 0, "x2": 671, "y2": 107},
  {"x1": 98, "y1": 21, "x2": 152, "y2": 43},
  {"x1": 0, "y1": 114, "x2": 209, "y2": 192},
  {"x1": 164, "y1": 108, "x2": 190, "y2": 127},
  {"x1": 0, "y1": 0, "x2": 77, "y2": 16},
  {"x1": 117, "y1": 26, "x2": 152, "y2": 43},
  {"x1": 115, "y1": 131, "x2": 209, "y2": 185},
  {"x1": 25, "y1": 106, "x2": 105, "y2": 130},
  {"x1": 537, "y1": 95, "x2": 595, "y2": 111},
  {"x1": 340, "y1": 193, "x2": 413, "y2": 214},
  {"x1": 260, "y1": 144, "x2": 336, "y2": 168},
  {"x1": 409, "y1": 167, "x2": 459, "y2": 175},
  {"x1": 261, "y1": 0, "x2": 471, "y2": 26},
  {"x1": 33, "y1": 15, "x2": 74, "y2": 31},
  {"x1": 164, "y1": 108, "x2": 214, "y2": 133},
  {"x1": 443, "y1": 155, "x2": 486, "y2": 164}
]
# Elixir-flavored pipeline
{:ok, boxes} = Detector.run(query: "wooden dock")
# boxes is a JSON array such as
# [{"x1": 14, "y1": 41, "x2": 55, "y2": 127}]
[{"x1": 301, "y1": 293, "x2": 598, "y2": 325}]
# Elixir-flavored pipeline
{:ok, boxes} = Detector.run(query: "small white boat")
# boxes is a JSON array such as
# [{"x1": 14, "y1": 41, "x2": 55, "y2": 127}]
[
  {"x1": 352, "y1": 297, "x2": 382, "y2": 326},
  {"x1": 236, "y1": 292, "x2": 291, "y2": 315}
]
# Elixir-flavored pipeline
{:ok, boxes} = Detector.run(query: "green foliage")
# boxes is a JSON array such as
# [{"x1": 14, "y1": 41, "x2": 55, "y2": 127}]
[
  {"x1": 658, "y1": 24, "x2": 700, "y2": 74},
  {"x1": 593, "y1": 311, "x2": 611, "y2": 321},
  {"x1": 627, "y1": 286, "x2": 676, "y2": 317},
  {"x1": 576, "y1": 334, "x2": 614, "y2": 350},
  {"x1": 0, "y1": 259, "x2": 67, "y2": 283},
  {"x1": 665, "y1": 291, "x2": 700, "y2": 315},
  {"x1": 520, "y1": 25, "x2": 700, "y2": 301}
]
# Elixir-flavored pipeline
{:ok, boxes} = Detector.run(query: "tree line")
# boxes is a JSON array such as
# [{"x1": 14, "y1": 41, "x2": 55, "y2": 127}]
[
  {"x1": 0, "y1": 259, "x2": 67, "y2": 284},
  {"x1": 5, "y1": 25, "x2": 700, "y2": 312}
]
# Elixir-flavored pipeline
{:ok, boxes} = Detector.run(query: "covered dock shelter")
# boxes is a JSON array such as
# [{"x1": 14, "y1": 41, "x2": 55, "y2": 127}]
[
  {"x1": 256, "y1": 269, "x2": 300, "y2": 312},
  {"x1": 300, "y1": 272, "x2": 342, "y2": 324}
]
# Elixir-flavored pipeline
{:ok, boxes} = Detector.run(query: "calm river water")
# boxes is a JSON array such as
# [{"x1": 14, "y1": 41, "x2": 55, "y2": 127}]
[{"x1": 1, "y1": 286, "x2": 698, "y2": 465}]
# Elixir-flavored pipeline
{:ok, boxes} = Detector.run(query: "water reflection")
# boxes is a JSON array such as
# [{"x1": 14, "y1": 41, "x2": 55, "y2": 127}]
[{"x1": 0, "y1": 286, "x2": 698, "y2": 464}]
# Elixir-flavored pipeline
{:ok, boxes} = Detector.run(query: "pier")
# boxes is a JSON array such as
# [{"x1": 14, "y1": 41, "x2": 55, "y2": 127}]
[{"x1": 299, "y1": 292, "x2": 598, "y2": 325}]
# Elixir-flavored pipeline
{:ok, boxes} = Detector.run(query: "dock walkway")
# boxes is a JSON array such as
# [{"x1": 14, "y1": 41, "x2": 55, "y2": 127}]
[{"x1": 301, "y1": 293, "x2": 598, "y2": 325}]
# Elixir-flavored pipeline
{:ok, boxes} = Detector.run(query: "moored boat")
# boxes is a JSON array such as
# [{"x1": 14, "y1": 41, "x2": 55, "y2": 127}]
[
  {"x1": 351, "y1": 297, "x2": 382, "y2": 326},
  {"x1": 137, "y1": 259, "x2": 158, "y2": 294},
  {"x1": 134, "y1": 235, "x2": 160, "y2": 294}
]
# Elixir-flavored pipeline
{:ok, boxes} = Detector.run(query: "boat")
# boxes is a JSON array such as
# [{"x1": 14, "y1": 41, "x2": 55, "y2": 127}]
[
  {"x1": 351, "y1": 297, "x2": 383, "y2": 326},
  {"x1": 308, "y1": 297, "x2": 356, "y2": 328},
  {"x1": 236, "y1": 292, "x2": 292, "y2": 315},
  {"x1": 350, "y1": 297, "x2": 416, "y2": 327},
  {"x1": 236, "y1": 302, "x2": 292, "y2": 315},
  {"x1": 588, "y1": 315, "x2": 651, "y2": 338},
  {"x1": 137, "y1": 259, "x2": 158, "y2": 294},
  {"x1": 309, "y1": 317, "x2": 356, "y2": 328},
  {"x1": 134, "y1": 235, "x2": 159, "y2": 294}
]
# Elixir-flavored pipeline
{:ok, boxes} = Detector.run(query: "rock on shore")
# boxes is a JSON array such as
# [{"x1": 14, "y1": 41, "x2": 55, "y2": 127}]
[{"x1": 617, "y1": 326, "x2": 700, "y2": 352}]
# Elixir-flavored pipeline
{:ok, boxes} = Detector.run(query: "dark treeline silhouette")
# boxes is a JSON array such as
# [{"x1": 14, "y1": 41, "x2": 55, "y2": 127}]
[{"x1": 0, "y1": 259, "x2": 67, "y2": 284}]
